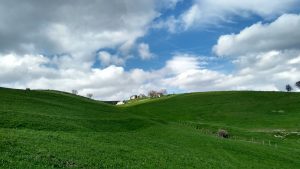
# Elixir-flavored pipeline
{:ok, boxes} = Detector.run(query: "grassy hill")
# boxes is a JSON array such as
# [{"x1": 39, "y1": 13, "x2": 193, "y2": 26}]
[
  {"x1": 124, "y1": 91, "x2": 300, "y2": 129},
  {"x1": 0, "y1": 88, "x2": 299, "y2": 168}
]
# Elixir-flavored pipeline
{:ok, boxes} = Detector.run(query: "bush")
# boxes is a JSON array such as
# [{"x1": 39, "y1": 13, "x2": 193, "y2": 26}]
[{"x1": 218, "y1": 129, "x2": 229, "y2": 138}]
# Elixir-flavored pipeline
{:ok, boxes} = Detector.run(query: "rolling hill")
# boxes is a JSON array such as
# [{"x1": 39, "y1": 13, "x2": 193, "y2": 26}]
[{"x1": 0, "y1": 87, "x2": 299, "y2": 168}]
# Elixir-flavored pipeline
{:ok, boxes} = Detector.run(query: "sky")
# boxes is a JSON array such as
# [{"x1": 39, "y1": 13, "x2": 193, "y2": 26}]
[{"x1": 1, "y1": 0, "x2": 300, "y2": 100}]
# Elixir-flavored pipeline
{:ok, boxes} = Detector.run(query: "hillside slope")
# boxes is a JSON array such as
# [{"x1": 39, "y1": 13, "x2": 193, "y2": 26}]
[
  {"x1": 0, "y1": 88, "x2": 299, "y2": 168},
  {"x1": 0, "y1": 88, "x2": 149, "y2": 132},
  {"x1": 124, "y1": 91, "x2": 300, "y2": 129}
]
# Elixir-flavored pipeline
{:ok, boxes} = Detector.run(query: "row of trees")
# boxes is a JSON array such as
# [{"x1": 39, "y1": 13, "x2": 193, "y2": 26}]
[
  {"x1": 71, "y1": 89, "x2": 168, "y2": 101},
  {"x1": 148, "y1": 89, "x2": 167, "y2": 98},
  {"x1": 286, "y1": 81, "x2": 300, "y2": 92},
  {"x1": 71, "y1": 89, "x2": 93, "y2": 99}
]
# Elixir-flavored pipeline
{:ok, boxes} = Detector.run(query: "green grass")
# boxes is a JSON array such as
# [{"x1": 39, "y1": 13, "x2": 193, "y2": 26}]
[{"x1": 0, "y1": 88, "x2": 299, "y2": 168}]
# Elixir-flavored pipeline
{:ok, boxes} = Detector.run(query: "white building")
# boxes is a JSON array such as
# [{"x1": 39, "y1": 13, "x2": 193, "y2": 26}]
[
  {"x1": 130, "y1": 95, "x2": 138, "y2": 100},
  {"x1": 116, "y1": 101, "x2": 125, "y2": 105}
]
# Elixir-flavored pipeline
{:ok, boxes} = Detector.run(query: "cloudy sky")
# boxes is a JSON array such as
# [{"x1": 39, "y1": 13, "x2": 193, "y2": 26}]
[{"x1": 1, "y1": 0, "x2": 300, "y2": 100}]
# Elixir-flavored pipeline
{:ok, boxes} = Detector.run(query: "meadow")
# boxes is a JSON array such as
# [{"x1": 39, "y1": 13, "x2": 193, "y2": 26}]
[{"x1": 0, "y1": 87, "x2": 299, "y2": 168}]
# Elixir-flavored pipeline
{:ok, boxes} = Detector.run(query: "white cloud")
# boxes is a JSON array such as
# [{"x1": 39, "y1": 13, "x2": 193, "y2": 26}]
[
  {"x1": 0, "y1": 53, "x2": 57, "y2": 84},
  {"x1": 214, "y1": 14, "x2": 300, "y2": 56},
  {"x1": 164, "y1": 54, "x2": 201, "y2": 74},
  {"x1": 0, "y1": 0, "x2": 188, "y2": 100},
  {"x1": 288, "y1": 56, "x2": 300, "y2": 64},
  {"x1": 138, "y1": 43, "x2": 154, "y2": 60},
  {"x1": 152, "y1": 16, "x2": 180, "y2": 33},
  {"x1": 1, "y1": 51, "x2": 300, "y2": 100},
  {"x1": 207, "y1": 14, "x2": 300, "y2": 92},
  {"x1": 156, "y1": 0, "x2": 182, "y2": 9},
  {"x1": 163, "y1": 51, "x2": 300, "y2": 92},
  {"x1": 98, "y1": 51, "x2": 125, "y2": 66},
  {"x1": 1, "y1": 1, "x2": 300, "y2": 100},
  {"x1": 0, "y1": 53, "x2": 152, "y2": 100},
  {"x1": 0, "y1": 0, "x2": 162, "y2": 68},
  {"x1": 158, "y1": 0, "x2": 299, "y2": 31}
]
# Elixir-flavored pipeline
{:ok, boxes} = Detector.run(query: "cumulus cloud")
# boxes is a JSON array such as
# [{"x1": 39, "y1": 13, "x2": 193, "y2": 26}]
[
  {"x1": 156, "y1": 0, "x2": 182, "y2": 9},
  {"x1": 1, "y1": 0, "x2": 300, "y2": 100},
  {"x1": 1, "y1": 51, "x2": 300, "y2": 100},
  {"x1": 0, "y1": 53, "x2": 55, "y2": 85},
  {"x1": 164, "y1": 55, "x2": 201, "y2": 74},
  {"x1": 163, "y1": 51, "x2": 300, "y2": 92},
  {"x1": 0, "y1": 0, "x2": 185, "y2": 100},
  {"x1": 138, "y1": 43, "x2": 154, "y2": 60},
  {"x1": 0, "y1": 0, "x2": 160, "y2": 68},
  {"x1": 158, "y1": 0, "x2": 299, "y2": 31},
  {"x1": 214, "y1": 14, "x2": 300, "y2": 56},
  {"x1": 152, "y1": 16, "x2": 180, "y2": 33},
  {"x1": 207, "y1": 14, "x2": 300, "y2": 92},
  {"x1": 98, "y1": 51, "x2": 125, "y2": 66},
  {"x1": 0, "y1": 52, "x2": 214, "y2": 100},
  {"x1": 0, "y1": 53, "x2": 152, "y2": 100}
]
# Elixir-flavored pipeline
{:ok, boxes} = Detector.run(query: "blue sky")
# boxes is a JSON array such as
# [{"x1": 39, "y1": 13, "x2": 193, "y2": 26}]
[
  {"x1": 124, "y1": 3, "x2": 276, "y2": 72},
  {"x1": 0, "y1": 0, "x2": 300, "y2": 100}
]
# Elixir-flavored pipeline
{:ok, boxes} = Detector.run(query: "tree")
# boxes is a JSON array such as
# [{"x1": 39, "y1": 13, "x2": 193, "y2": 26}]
[
  {"x1": 148, "y1": 89, "x2": 168, "y2": 98},
  {"x1": 148, "y1": 90, "x2": 157, "y2": 98},
  {"x1": 159, "y1": 89, "x2": 167, "y2": 95},
  {"x1": 86, "y1": 93, "x2": 93, "y2": 99},
  {"x1": 72, "y1": 90, "x2": 78, "y2": 95},
  {"x1": 138, "y1": 94, "x2": 146, "y2": 99},
  {"x1": 286, "y1": 84, "x2": 293, "y2": 92},
  {"x1": 296, "y1": 81, "x2": 300, "y2": 89}
]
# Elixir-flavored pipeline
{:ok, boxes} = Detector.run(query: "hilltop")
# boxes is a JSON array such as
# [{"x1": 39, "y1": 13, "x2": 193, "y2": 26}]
[{"x1": 0, "y1": 88, "x2": 299, "y2": 168}]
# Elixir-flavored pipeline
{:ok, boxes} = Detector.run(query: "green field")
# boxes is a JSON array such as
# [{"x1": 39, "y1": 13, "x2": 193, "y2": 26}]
[{"x1": 0, "y1": 87, "x2": 299, "y2": 168}]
